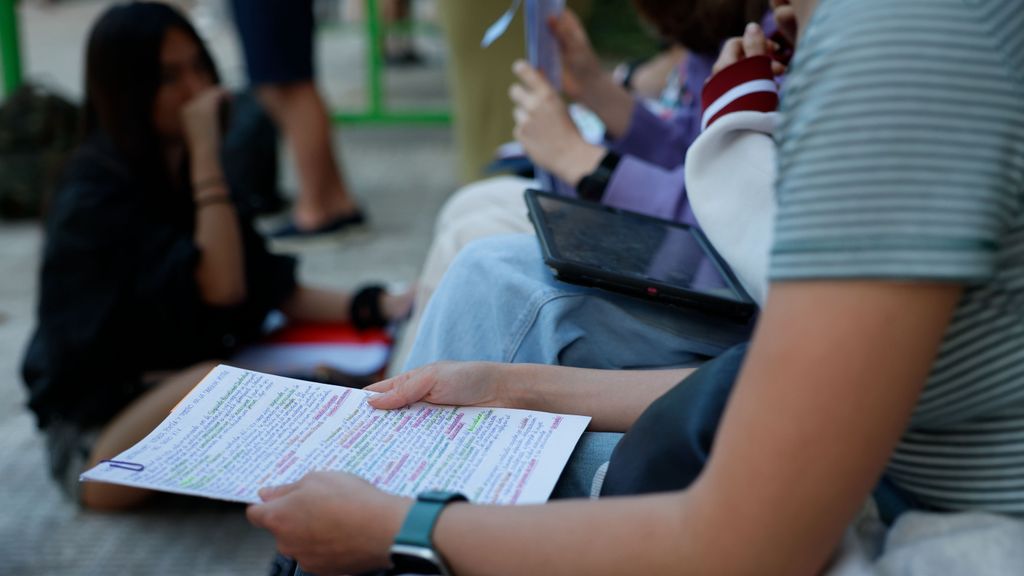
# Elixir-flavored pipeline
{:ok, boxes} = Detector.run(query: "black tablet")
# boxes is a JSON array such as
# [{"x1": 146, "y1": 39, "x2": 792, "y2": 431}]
[{"x1": 525, "y1": 189, "x2": 756, "y2": 320}]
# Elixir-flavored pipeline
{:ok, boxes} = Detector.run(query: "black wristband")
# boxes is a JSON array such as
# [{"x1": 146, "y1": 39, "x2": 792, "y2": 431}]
[{"x1": 576, "y1": 151, "x2": 621, "y2": 203}]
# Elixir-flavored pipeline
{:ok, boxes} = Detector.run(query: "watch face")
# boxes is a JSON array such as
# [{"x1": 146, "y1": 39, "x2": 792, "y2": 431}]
[
  {"x1": 418, "y1": 490, "x2": 464, "y2": 503},
  {"x1": 391, "y1": 555, "x2": 442, "y2": 575},
  {"x1": 390, "y1": 545, "x2": 449, "y2": 575}
]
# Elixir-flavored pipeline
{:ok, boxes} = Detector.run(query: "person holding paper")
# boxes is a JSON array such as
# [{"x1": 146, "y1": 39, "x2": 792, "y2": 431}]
[
  {"x1": 438, "y1": 0, "x2": 591, "y2": 183},
  {"x1": 21, "y1": 2, "x2": 413, "y2": 511},
  {"x1": 248, "y1": 0, "x2": 1024, "y2": 573}
]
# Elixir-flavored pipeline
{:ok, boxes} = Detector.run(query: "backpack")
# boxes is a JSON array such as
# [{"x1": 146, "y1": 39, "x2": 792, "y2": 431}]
[
  {"x1": 0, "y1": 86, "x2": 284, "y2": 220},
  {"x1": 221, "y1": 90, "x2": 287, "y2": 218},
  {"x1": 0, "y1": 84, "x2": 80, "y2": 219}
]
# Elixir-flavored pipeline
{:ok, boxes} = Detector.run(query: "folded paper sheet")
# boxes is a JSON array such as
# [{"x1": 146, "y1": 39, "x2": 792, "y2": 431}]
[{"x1": 81, "y1": 365, "x2": 590, "y2": 505}]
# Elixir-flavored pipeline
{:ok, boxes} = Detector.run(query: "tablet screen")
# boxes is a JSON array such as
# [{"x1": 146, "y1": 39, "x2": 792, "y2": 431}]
[{"x1": 534, "y1": 193, "x2": 743, "y2": 301}]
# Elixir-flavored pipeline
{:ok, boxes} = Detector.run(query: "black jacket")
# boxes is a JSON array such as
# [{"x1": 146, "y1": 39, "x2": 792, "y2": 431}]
[{"x1": 22, "y1": 134, "x2": 296, "y2": 429}]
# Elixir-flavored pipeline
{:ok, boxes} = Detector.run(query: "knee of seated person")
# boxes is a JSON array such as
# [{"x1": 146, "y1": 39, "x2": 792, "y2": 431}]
[
  {"x1": 449, "y1": 234, "x2": 534, "y2": 275},
  {"x1": 435, "y1": 176, "x2": 529, "y2": 232},
  {"x1": 190, "y1": 360, "x2": 222, "y2": 376},
  {"x1": 80, "y1": 480, "x2": 152, "y2": 511}
]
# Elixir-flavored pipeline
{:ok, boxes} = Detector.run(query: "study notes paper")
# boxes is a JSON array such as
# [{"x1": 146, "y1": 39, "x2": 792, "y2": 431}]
[
  {"x1": 81, "y1": 365, "x2": 590, "y2": 505},
  {"x1": 481, "y1": 0, "x2": 564, "y2": 90},
  {"x1": 524, "y1": 0, "x2": 565, "y2": 91}
]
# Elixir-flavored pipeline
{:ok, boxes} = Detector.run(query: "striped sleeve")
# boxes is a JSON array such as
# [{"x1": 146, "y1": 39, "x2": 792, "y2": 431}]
[{"x1": 769, "y1": 0, "x2": 1024, "y2": 283}]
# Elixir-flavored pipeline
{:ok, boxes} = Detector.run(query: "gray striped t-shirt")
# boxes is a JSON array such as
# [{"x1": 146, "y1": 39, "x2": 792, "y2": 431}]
[{"x1": 771, "y1": 0, "x2": 1024, "y2": 514}]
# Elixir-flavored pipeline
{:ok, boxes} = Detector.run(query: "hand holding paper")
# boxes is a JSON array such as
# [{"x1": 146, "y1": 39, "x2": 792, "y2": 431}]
[
  {"x1": 366, "y1": 360, "x2": 505, "y2": 411},
  {"x1": 548, "y1": 9, "x2": 603, "y2": 102},
  {"x1": 247, "y1": 471, "x2": 408, "y2": 576},
  {"x1": 510, "y1": 60, "x2": 604, "y2": 186}
]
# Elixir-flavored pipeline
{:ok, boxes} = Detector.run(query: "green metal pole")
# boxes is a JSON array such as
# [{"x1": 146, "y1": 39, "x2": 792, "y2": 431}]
[
  {"x1": 331, "y1": 110, "x2": 450, "y2": 125},
  {"x1": 365, "y1": 0, "x2": 385, "y2": 117},
  {"x1": 328, "y1": 0, "x2": 450, "y2": 125},
  {"x1": 0, "y1": 0, "x2": 23, "y2": 96}
]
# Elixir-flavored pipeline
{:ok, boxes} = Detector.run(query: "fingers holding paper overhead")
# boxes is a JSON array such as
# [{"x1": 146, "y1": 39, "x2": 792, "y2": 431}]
[{"x1": 548, "y1": 9, "x2": 602, "y2": 101}]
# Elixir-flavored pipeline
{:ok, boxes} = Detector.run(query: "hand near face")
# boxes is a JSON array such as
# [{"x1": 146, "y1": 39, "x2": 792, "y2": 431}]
[
  {"x1": 181, "y1": 86, "x2": 228, "y2": 155},
  {"x1": 247, "y1": 472, "x2": 411, "y2": 576}
]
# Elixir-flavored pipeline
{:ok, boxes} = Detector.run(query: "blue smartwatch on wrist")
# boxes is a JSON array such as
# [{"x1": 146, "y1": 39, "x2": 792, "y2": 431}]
[{"x1": 389, "y1": 491, "x2": 467, "y2": 575}]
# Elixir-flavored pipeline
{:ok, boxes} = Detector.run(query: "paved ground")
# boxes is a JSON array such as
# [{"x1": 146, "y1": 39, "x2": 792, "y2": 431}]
[{"x1": 1, "y1": 1, "x2": 460, "y2": 574}]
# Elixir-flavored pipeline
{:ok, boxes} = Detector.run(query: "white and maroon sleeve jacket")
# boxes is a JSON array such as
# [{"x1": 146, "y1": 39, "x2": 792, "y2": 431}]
[{"x1": 685, "y1": 55, "x2": 780, "y2": 306}]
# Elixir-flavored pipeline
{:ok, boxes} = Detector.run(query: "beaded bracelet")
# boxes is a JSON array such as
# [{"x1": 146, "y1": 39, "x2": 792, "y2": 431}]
[
  {"x1": 192, "y1": 176, "x2": 226, "y2": 194},
  {"x1": 195, "y1": 193, "x2": 233, "y2": 208}
]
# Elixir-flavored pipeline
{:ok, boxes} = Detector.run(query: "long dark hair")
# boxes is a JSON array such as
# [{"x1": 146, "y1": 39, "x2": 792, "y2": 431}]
[
  {"x1": 632, "y1": 0, "x2": 769, "y2": 55},
  {"x1": 83, "y1": 2, "x2": 219, "y2": 182}
]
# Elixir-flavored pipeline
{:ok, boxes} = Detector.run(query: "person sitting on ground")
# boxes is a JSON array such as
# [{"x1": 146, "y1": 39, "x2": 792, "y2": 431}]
[
  {"x1": 393, "y1": 0, "x2": 768, "y2": 368},
  {"x1": 21, "y1": 2, "x2": 412, "y2": 512},
  {"x1": 248, "y1": 0, "x2": 1024, "y2": 573}
]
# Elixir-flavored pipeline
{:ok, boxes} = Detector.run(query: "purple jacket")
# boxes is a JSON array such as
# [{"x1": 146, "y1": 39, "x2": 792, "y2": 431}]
[{"x1": 588, "y1": 52, "x2": 714, "y2": 226}]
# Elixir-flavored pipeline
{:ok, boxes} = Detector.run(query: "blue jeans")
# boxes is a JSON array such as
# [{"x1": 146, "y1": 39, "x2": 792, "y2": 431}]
[
  {"x1": 406, "y1": 234, "x2": 753, "y2": 371},
  {"x1": 550, "y1": 431, "x2": 622, "y2": 499}
]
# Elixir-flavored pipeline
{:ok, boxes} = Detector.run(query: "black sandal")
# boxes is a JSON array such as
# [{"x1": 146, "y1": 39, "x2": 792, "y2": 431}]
[{"x1": 350, "y1": 285, "x2": 388, "y2": 331}]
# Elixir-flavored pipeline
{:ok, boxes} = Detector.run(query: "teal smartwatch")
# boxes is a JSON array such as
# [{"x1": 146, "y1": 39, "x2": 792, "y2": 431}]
[{"x1": 389, "y1": 491, "x2": 467, "y2": 575}]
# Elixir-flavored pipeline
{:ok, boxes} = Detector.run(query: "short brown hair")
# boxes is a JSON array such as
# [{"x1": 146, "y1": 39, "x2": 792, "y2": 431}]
[{"x1": 632, "y1": 0, "x2": 768, "y2": 55}]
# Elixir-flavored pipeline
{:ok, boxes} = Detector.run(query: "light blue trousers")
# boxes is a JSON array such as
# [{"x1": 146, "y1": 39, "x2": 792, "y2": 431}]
[{"x1": 406, "y1": 234, "x2": 753, "y2": 370}]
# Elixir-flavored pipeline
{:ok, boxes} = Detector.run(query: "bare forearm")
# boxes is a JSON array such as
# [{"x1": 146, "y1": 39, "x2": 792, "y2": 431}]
[
  {"x1": 580, "y1": 75, "x2": 636, "y2": 139},
  {"x1": 499, "y1": 363, "x2": 693, "y2": 432},
  {"x1": 435, "y1": 492, "x2": 707, "y2": 576},
  {"x1": 280, "y1": 285, "x2": 351, "y2": 323},
  {"x1": 191, "y1": 146, "x2": 246, "y2": 306}
]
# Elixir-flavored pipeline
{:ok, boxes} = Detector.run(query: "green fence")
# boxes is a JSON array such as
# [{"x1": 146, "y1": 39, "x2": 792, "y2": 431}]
[
  {"x1": 337, "y1": 0, "x2": 449, "y2": 125},
  {"x1": 0, "y1": 0, "x2": 21, "y2": 96}
]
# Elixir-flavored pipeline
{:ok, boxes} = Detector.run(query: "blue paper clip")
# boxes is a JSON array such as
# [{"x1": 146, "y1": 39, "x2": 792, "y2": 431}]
[{"x1": 100, "y1": 459, "x2": 145, "y2": 472}]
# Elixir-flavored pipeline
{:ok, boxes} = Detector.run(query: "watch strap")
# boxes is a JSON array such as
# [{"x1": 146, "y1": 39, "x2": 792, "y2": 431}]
[
  {"x1": 390, "y1": 491, "x2": 467, "y2": 575},
  {"x1": 576, "y1": 150, "x2": 621, "y2": 202},
  {"x1": 394, "y1": 491, "x2": 466, "y2": 548}
]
